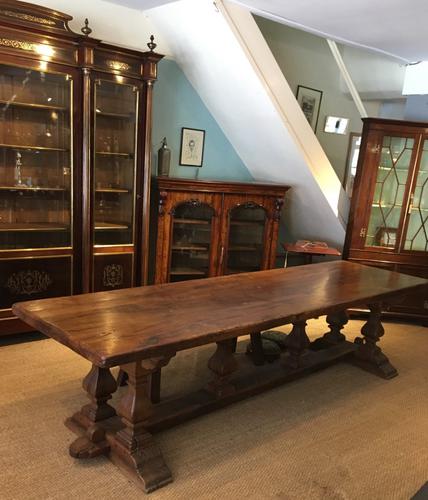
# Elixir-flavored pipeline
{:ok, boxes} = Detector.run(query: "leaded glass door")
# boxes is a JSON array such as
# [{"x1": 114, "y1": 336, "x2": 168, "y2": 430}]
[
  {"x1": 403, "y1": 137, "x2": 428, "y2": 252},
  {"x1": 363, "y1": 134, "x2": 417, "y2": 249}
]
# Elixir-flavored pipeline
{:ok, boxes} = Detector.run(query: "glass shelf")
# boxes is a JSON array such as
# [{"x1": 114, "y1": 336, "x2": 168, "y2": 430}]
[
  {"x1": 0, "y1": 144, "x2": 69, "y2": 152},
  {"x1": 94, "y1": 222, "x2": 129, "y2": 230},
  {"x1": 96, "y1": 110, "x2": 133, "y2": 119},
  {"x1": 96, "y1": 151, "x2": 133, "y2": 157},
  {"x1": 0, "y1": 185, "x2": 66, "y2": 192},
  {"x1": 95, "y1": 188, "x2": 130, "y2": 194},
  {"x1": 172, "y1": 244, "x2": 208, "y2": 251},
  {"x1": 228, "y1": 245, "x2": 260, "y2": 251},
  {"x1": 173, "y1": 218, "x2": 210, "y2": 225},
  {"x1": 0, "y1": 223, "x2": 69, "y2": 231},
  {"x1": 170, "y1": 267, "x2": 207, "y2": 276},
  {"x1": 0, "y1": 99, "x2": 68, "y2": 112}
]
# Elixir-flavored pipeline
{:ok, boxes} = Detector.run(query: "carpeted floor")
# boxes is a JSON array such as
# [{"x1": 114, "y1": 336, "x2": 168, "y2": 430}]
[{"x1": 1, "y1": 318, "x2": 428, "y2": 500}]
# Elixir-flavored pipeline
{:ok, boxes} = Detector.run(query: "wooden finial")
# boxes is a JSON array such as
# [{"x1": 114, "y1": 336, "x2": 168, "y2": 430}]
[
  {"x1": 147, "y1": 35, "x2": 157, "y2": 52},
  {"x1": 81, "y1": 18, "x2": 92, "y2": 37}
]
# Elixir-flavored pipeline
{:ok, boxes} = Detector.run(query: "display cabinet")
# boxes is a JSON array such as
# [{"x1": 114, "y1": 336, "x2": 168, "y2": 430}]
[
  {"x1": 0, "y1": 0, "x2": 162, "y2": 335},
  {"x1": 154, "y1": 178, "x2": 290, "y2": 284},
  {"x1": 344, "y1": 117, "x2": 428, "y2": 321}
]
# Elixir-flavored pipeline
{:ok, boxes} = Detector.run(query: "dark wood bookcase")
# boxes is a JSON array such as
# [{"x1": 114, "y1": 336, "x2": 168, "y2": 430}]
[
  {"x1": 0, "y1": 0, "x2": 162, "y2": 335},
  {"x1": 344, "y1": 117, "x2": 428, "y2": 321},
  {"x1": 153, "y1": 177, "x2": 290, "y2": 284}
]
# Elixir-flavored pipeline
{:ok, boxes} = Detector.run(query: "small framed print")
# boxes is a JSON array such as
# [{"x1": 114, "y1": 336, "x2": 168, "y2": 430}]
[
  {"x1": 296, "y1": 85, "x2": 323, "y2": 132},
  {"x1": 179, "y1": 127, "x2": 205, "y2": 167}
]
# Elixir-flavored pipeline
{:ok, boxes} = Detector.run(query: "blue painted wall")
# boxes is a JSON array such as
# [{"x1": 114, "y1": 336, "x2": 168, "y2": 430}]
[{"x1": 152, "y1": 59, "x2": 253, "y2": 181}]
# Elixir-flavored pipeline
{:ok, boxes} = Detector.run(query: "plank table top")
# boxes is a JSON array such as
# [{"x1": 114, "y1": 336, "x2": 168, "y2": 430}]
[{"x1": 12, "y1": 261, "x2": 428, "y2": 368}]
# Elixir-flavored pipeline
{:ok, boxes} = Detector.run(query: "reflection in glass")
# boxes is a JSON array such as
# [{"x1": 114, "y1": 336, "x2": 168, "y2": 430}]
[
  {"x1": 0, "y1": 64, "x2": 72, "y2": 250},
  {"x1": 94, "y1": 80, "x2": 137, "y2": 245},
  {"x1": 226, "y1": 204, "x2": 266, "y2": 274},
  {"x1": 404, "y1": 139, "x2": 428, "y2": 251},
  {"x1": 365, "y1": 136, "x2": 413, "y2": 248},
  {"x1": 169, "y1": 202, "x2": 213, "y2": 282}
]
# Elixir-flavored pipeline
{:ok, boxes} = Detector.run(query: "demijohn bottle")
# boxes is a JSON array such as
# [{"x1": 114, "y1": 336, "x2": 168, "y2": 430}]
[{"x1": 157, "y1": 137, "x2": 171, "y2": 177}]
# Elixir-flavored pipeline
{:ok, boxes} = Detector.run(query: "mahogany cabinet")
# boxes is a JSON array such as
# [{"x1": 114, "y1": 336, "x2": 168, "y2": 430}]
[
  {"x1": 344, "y1": 117, "x2": 428, "y2": 321},
  {"x1": 0, "y1": 0, "x2": 162, "y2": 335},
  {"x1": 153, "y1": 178, "x2": 290, "y2": 284}
]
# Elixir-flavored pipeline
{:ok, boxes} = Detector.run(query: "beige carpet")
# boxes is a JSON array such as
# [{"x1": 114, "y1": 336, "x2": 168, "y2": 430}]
[{"x1": 1, "y1": 318, "x2": 428, "y2": 500}]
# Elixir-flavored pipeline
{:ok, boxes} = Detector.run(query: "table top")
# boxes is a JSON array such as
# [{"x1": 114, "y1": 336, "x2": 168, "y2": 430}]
[{"x1": 13, "y1": 261, "x2": 428, "y2": 368}]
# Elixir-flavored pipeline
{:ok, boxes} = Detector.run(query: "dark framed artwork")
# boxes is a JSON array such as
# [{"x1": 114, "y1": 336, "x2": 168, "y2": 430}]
[
  {"x1": 296, "y1": 85, "x2": 323, "y2": 132},
  {"x1": 179, "y1": 127, "x2": 206, "y2": 167}
]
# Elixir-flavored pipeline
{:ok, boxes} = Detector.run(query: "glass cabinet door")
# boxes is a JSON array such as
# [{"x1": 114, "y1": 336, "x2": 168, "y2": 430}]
[
  {"x1": 364, "y1": 135, "x2": 414, "y2": 249},
  {"x1": 404, "y1": 138, "x2": 428, "y2": 252},
  {"x1": 93, "y1": 79, "x2": 137, "y2": 246},
  {"x1": 169, "y1": 202, "x2": 214, "y2": 282},
  {"x1": 225, "y1": 203, "x2": 267, "y2": 274},
  {"x1": 0, "y1": 64, "x2": 73, "y2": 250}
]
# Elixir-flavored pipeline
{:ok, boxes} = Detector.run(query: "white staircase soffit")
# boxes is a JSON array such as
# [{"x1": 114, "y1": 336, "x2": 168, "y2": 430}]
[{"x1": 147, "y1": 0, "x2": 348, "y2": 247}]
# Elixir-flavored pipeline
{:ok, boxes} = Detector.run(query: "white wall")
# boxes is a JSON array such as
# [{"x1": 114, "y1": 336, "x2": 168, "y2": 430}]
[
  {"x1": 254, "y1": 16, "x2": 380, "y2": 185},
  {"x1": 148, "y1": 0, "x2": 347, "y2": 247},
  {"x1": 35, "y1": 0, "x2": 172, "y2": 54}
]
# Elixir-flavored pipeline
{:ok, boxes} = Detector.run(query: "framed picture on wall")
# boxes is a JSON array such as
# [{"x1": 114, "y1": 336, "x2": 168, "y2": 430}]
[
  {"x1": 296, "y1": 85, "x2": 323, "y2": 132},
  {"x1": 179, "y1": 127, "x2": 205, "y2": 167}
]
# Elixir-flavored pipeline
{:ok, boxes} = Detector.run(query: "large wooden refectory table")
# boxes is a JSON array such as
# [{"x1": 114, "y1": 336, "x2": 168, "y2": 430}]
[{"x1": 13, "y1": 261, "x2": 428, "y2": 493}]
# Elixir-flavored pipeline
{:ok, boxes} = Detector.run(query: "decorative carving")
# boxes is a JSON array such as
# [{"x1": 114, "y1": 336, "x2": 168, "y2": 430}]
[
  {"x1": 7, "y1": 270, "x2": 52, "y2": 296},
  {"x1": 241, "y1": 201, "x2": 260, "y2": 209},
  {"x1": 81, "y1": 18, "x2": 92, "y2": 37},
  {"x1": 106, "y1": 60, "x2": 131, "y2": 71},
  {"x1": 158, "y1": 191, "x2": 168, "y2": 216},
  {"x1": 0, "y1": 10, "x2": 56, "y2": 26},
  {"x1": 103, "y1": 264, "x2": 123, "y2": 288},
  {"x1": 0, "y1": 38, "x2": 35, "y2": 52},
  {"x1": 170, "y1": 199, "x2": 204, "y2": 216},
  {"x1": 274, "y1": 198, "x2": 284, "y2": 221}
]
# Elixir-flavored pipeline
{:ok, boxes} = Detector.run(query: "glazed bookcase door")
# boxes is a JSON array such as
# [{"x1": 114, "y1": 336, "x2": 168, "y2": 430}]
[
  {"x1": 0, "y1": 60, "x2": 75, "y2": 312},
  {"x1": 91, "y1": 75, "x2": 139, "y2": 292},
  {"x1": 0, "y1": 63, "x2": 73, "y2": 251},
  {"x1": 361, "y1": 133, "x2": 418, "y2": 250},
  {"x1": 221, "y1": 195, "x2": 272, "y2": 275},
  {"x1": 93, "y1": 77, "x2": 138, "y2": 246},
  {"x1": 167, "y1": 198, "x2": 218, "y2": 282},
  {"x1": 402, "y1": 136, "x2": 428, "y2": 253}
]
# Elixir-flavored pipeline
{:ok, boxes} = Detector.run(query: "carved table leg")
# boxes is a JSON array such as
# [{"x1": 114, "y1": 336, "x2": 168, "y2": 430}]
[
  {"x1": 250, "y1": 332, "x2": 265, "y2": 365},
  {"x1": 111, "y1": 356, "x2": 174, "y2": 493},
  {"x1": 206, "y1": 339, "x2": 238, "y2": 398},
  {"x1": 353, "y1": 303, "x2": 398, "y2": 379},
  {"x1": 284, "y1": 321, "x2": 310, "y2": 370},
  {"x1": 118, "y1": 368, "x2": 162, "y2": 405},
  {"x1": 312, "y1": 310, "x2": 348, "y2": 349},
  {"x1": 68, "y1": 364, "x2": 117, "y2": 459}
]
